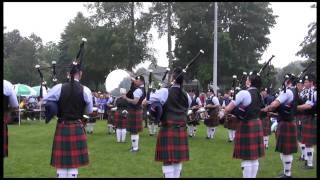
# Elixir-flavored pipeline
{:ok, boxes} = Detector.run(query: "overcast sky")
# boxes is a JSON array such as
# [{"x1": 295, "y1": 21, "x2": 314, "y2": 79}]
[{"x1": 3, "y1": 2, "x2": 317, "y2": 69}]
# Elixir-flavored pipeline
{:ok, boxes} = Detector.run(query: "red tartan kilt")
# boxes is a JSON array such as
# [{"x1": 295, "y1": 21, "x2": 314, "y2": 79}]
[
  {"x1": 127, "y1": 109, "x2": 143, "y2": 134},
  {"x1": 233, "y1": 119, "x2": 264, "y2": 160},
  {"x1": 275, "y1": 121, "x2": 298, "y2": 154},
  {"x1": 3, "y1": 113, "x2": 9, "y2": 157},
  {"x1": 302, "y1": 115, "x2": 317, "y2": 146},
  {"x1": 224, "y1": 115, "x2": 239, "y2": 130},
  {"x1": 155, "y1": 125, "x2": 189, "y2": 163},
  {"x1": 114, "y1": 111, "x2": 128, "y2": 129},
  {"x1": 262, "y1": 116, "x2": 271, "y2": 136},
  {"x1": 204, "y1": 118, "x2": 219, "y2": 127},
  {"x1": 51, "y1": 120, "x2": 89, "y2": 168}
]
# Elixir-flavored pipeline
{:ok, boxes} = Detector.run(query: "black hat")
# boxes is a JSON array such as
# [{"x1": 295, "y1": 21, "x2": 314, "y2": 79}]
[
  {"x1": 303, "y1": 74, "x2": 315, "y2": 82},
  {"x1": 135, "y1": 75, "x2": 145, "y2": 82},
  {"x1": 207, "y1": 88, "x2": 214, "y2": 93}
]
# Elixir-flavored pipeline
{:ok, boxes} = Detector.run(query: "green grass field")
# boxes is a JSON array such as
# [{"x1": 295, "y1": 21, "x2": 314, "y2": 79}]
[{"x1": 4, "y1": 119, "x2": 317, "y2": 178}]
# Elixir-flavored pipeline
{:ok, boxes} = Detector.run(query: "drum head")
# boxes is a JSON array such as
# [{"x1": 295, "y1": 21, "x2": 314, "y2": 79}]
[{"x1": 105, "y1": 69, "x2": 132, "y2": 97}]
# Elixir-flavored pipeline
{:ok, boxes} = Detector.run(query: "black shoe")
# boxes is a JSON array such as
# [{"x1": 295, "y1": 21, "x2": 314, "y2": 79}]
[
  {"x1": 303, "y1": 165, "x2": 314, "y2": 169},
  {"x1": 298, "y1": 156, "x2": 305, "y2": 161},
  {"x1": 277, "y1": 174, "x2": 292, "y2": 178},
  {"x1": 189, "y1": 135, "x2": 193, "y2": 137},
  {"x1": 130, "y1": 148, "x2": 139, "y2": 153},
  {"x1": 228, "y1": 140, "x2": 232, "y2": 143},
  {"x1": 149, "y1": 134, "x2": 154, "y2": 136},
  {"x1": 206, "y1": 137, "x2": 210, "y2": 139}
]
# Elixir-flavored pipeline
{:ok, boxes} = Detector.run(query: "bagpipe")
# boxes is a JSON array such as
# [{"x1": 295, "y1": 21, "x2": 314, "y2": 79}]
[
  {"x1": 44, "y1": 38, "x2": 87, "y2": 124},
  {"x1": 147, "y1": 49, "x2": 205, "y2": 124}
]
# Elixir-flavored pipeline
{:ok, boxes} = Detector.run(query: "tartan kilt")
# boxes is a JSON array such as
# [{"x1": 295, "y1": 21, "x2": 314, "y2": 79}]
[
  {"x1": 155, "y1": 125, "x2": 189, "y2": 163},
  {"x1": 275, "y1": 121, "x2": 298, "y2": 154},
  {"x1": 295, "y1": 114, "x2": 305, "y2": 142},
  {"x1": 204, "y1": 117, "x2": 219, "y2": 127},
  {"x1": 262, "y1": 115, "x2": 271, "y2": 136},
  {"x1": 233, "y1": 119, "x2": 264, "y2": 160},
  {"x1": 3, "y1": 113, "x2": 9, "y2": 158},
  {"x1": 114, "y1": 111, "x2": 128, "y2": 129},
  {"x1": 224, "y1": 114, "x2": 239, "y2": 130},
  {"x1": 302, "y1": 115, "x2": 317, "y2": 147},
  {"x1": 51, "y1": 120, "x2": 89, "y2": 168},
  {"x1": 127, "y1": 109, "x2": 143, "y2": 134}
]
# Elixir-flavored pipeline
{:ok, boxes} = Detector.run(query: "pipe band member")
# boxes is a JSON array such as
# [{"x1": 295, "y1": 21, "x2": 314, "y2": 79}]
[
  {"x1": 261, "y1": 73, "x2": 298, "y2": 178},
  {"x1": 121, "y1": 75, "x2": 146, "y2": 152},
  {"x1": 43, "y1": 63, "x2": 93, "y2": 178},
  {"x1": 3, "y1": 80, "x2": 19, "y2": 158},
  {"x1": 150, "y1": 67, "x2": 192, "y2": 178},
  {"x1": 221, "y1": 71, "x2": 265, "y2": 178}
]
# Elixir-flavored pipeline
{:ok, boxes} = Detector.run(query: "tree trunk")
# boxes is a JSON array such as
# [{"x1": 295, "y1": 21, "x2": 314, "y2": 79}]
[
  {"x1": 167, "y1": 2, "x2": 172, "y2": 84},
  {"x1": 128, "y1": 2, "x2": 135, "y2": 69}
]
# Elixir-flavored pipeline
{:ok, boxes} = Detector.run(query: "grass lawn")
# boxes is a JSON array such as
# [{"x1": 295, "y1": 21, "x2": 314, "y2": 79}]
[{"x1": 3, "y1": 119, "x2": 317, "y2": 178}]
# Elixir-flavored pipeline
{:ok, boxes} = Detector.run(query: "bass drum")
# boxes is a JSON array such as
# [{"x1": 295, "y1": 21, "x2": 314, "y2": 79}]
[{"x1": 105, "y1": 69, "x2": 133, "y2": 97}]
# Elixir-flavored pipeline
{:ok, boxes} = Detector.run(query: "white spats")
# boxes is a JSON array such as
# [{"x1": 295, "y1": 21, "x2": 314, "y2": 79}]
[
  {"x1": 282, "y1": 154, "x2": 293, "y2": 177},
  {"x1": 173, "y1": 163, "x2": 182, "y2": 178},
  {"x1": 162, "y1": 165, "x2": 175, "y2": 178},
  {"x1": 131, "y1": 134, "x2": 139, "y2": 150},
  {"x1": 263, "y1": 136, "x2": 269, "y2": 148},
  {"x1": 67, "y1": 168, "x2": 78, "y2": 178},
  {"x1": 305, "y1": 147, "x2": 314, "y2": 167},
  {"x1": 116, "y1": 129, "x2": 121, "y2": 142},
  {"x1": 241, "y1": 160, "x2": 259, "y2": 178},
  {"x1": 57, "y1": 169, "x2": 68, "y2": 178},
  {"x1": 121, "y1": 129, "x2": 127, "y2": 142}
]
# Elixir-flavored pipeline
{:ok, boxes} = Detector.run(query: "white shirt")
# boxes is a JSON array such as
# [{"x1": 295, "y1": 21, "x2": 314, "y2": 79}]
[
  {"x1": 42, "y1": 80, "x2": 93, "y2": 114},
  {"x1": 276, "y1": 88, "x2": 294, "y2": 105},
  {"x1": 133, "y1": 85, "x2": 144, "y2": 98},
  {"x1": 149, "y1": 85, "x2": 192, "y2": 108},
  {"x1": 232, "y1": 90, "x2": 251, "y2": 107},
  {"x1": 3, "y1": 80, "x2": 19, "y2": 108}
]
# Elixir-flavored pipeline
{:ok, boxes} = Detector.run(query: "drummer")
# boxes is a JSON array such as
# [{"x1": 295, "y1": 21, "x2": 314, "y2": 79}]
[
  {"x1": 204, "y1": 88, "x2": 221, "y2": 140},
  {"x1": 187, "y1": 89, "x2": 202, "y2": 137},
  {"x1": 85, "y1": 106, "x2": 98, "y2": 134},
  {"x1": 121, "y1": 75, "x2": 146, "y2": 153}
]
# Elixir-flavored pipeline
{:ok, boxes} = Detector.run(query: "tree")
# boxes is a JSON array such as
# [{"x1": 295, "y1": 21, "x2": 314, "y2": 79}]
[
  {"x1": 86, "y1": 2, "x2": 154, "y2": 70},
  {"x1": 148, "y1": 2, "x2": 176, "y2": 83},
  {"x1": 172, "y1": 2, "x2": 277, "y2": 91},
  {"x1": 296, "y1": 4, "x2": 316, "y2": 77}
]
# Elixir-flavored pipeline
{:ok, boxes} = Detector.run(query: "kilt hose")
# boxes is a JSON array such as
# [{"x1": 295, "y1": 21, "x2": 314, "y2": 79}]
[
  {"x1": 155, "y1": 122, "x2": 189, "y2": 163},
  {"x1": 51, "y1": 120, "x2": 89, "y2": 168},
  {"x1": 302, "y1": 115, "x2": 317, "y2": 147},
  {"x1": 295, "y1": 114, "x2": 305, "y2": 142},
  {"x1": 114, "y1": 111, "x2": 128, "y2": 129},
  {"x1": 233, "y1": 119, "x2": 264, "y2": 160},
  {"x1": 275, "y1": 121, "x2": 298, "y2": 155},
  {"x1": 127, "y1": 109, "x2": 143, "y2": 134},
  {"x1": 3, "y1": 113, "x2": 10, "y2": 158},
  {"x1": 224, "y1": 114, "x2": 239, "y2": 130},
  {"x1": 262, "y1": 115, "x2": 271, "y2": 136}
]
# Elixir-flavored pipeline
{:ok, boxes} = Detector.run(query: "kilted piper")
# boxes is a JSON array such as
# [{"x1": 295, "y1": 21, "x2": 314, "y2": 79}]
[
  {"x1": 149, "y1": 67, "x2": 191, "y2": 178},
  {"x1": 261, "y1": 73, "x2": 298, "y2": 178},
  {"x1": 297, "y1": 74, "x2": 317, "y2": 169},
  {"x1": 220, "y1": 71, "x2": 265, "y2": 178},
  {"x1": 260, "y1": 88, "x2": 275, "y2": 149},
  {"x1": 187, "y1": 89, "x2": 202, "y2": 137},
  {"x1": 3, "y1": 80, "x2": 19, "y2": 158},
  {"x1": 121, "y1": 75, "x2": 146, "y2": 152},
  {"x1": 114, "y1": 89, "x2": 129, "y2": 143},
  {"x1": 204, "y1": 88, "x2": 220, "y2": 140},
  {"x1": 295, "y1": 78, "x2": 307, "y2": 161},
  {"x1": 43, "y1": 61, "x2": 93, "y2": 178}
]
